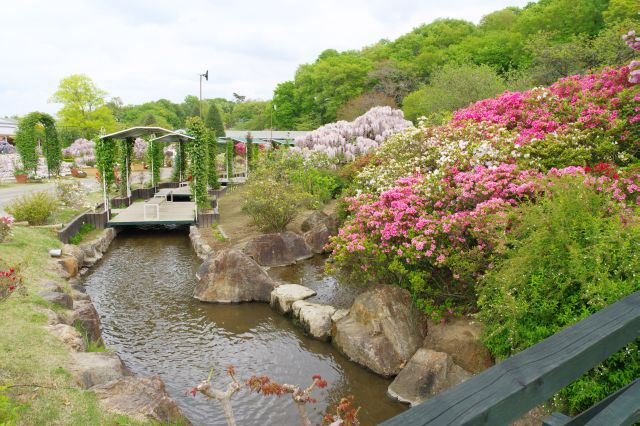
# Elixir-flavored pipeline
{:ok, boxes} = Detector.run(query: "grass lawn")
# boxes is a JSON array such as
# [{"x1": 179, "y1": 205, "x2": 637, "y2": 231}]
[{"x1": 0, "y1": 227, "x2": 152, "y2": 425}]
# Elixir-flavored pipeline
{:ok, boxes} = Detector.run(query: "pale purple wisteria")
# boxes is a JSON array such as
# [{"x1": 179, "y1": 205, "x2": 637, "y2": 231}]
[
  {"x1": 0, "y1": 154, "x2": 72, "y2": 180},
  {"x1": 63, "y1": 138, "x2": 96, "y2": 167},
  {"x1": 134, "y1": 137, "x2": 148, "y2": 161},
  {"x1": 292, "y1": 106, "x2": 413, "y2": 163},
  {"x1": 0, "y1": 140, "x2": 16, "y2": 154}
]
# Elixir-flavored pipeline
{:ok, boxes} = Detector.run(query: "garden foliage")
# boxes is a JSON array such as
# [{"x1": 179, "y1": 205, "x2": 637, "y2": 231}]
[
  {"x1": 6, "y1": 191, "x2": 59, "y2": 226},
  {"x1": 478, "y1": 178, "x2": 640, "y2": 413}
]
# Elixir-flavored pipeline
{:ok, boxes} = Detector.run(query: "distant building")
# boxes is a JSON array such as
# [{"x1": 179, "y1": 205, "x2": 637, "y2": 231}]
[{"x1": 0, "y1": 118, "x2": 17, "y2": 142}]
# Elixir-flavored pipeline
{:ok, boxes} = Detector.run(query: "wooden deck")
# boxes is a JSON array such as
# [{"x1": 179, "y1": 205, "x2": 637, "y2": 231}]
[{"x1": 107, "y1": 200, "x2": 196, "y2": 226}]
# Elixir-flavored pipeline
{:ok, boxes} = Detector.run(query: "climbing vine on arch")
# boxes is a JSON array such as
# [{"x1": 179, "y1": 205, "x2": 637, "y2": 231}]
[
  {"x1": 186, "y1": 117, "x2": 209, "y2": 210},
  {"x1": 14, "y1": 112, "x2": 61, "y2": 175}
]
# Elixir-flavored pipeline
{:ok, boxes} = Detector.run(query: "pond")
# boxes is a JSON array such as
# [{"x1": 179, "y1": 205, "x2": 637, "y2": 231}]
[{"x1": 83, "y1": 229, "x2": 406, "y2": 425}]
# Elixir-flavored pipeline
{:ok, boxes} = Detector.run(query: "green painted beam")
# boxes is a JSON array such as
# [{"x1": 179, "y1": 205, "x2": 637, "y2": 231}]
[{"x1": 381, "y1": 291, "x2": 640, "y2": 426}]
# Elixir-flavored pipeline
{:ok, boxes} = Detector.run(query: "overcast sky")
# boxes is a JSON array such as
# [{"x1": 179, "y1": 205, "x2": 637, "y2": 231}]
[{"x1": 2, "y1": 0, "x2": 532, "y2": 117}]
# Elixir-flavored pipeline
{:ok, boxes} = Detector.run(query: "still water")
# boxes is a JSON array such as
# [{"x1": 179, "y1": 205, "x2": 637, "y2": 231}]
[{"x1": 83, "y1": 229, "x2": 406, "y2": 425}]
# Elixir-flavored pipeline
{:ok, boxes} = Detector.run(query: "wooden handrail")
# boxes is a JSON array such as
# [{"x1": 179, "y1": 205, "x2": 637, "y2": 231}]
[{"x1": 381, "y1": 291, "x2": 640, "y2": 425}]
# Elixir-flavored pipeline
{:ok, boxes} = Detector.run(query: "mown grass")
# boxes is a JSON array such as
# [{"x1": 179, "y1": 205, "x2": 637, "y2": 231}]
[{"x1": 0, "y1": 227, "x2": 154, "y2": 425}]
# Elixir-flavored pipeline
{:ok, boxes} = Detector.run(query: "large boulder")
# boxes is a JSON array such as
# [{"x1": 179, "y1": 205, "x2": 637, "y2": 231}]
[
  {"x1": 38, "y1": 290, "x2": 73, "y2": 309},
  {"x1": 281, "y1": 231, "x2": 313, "y2": 261},
  {"x1": 58, "y1": 257, "x2": 79, "y2": 278},
  {"x1": 332, "y1": 285, "x2": 428, "y2": 377},
  {"x1": 301, "y1": 211, "x2": 338, "y2": 234},
  {"x1": 92, "y1": 375, "x2": 188, "y2": 424},
  {"x1": 194, "y1": 249, "x2": 275, "y2": 303},
  {"x1": 69, "y1": 352, "x2": 128, "y2": 389},
  {"x1": 304, "y1": 224, "x2": 331, "y2": 254},
  {"x1": 270, "y1": 284, "x2": 316, "y2": 314},
  {"x1": 243, "y1": 232, "x2": 312, "y2": 267},
  {"x1": 292, "y1": 301, "x2": 336, "y2": 341},
  {"x1": 62, "y1": 244, "x2": 85, "y2": 268},
  {"x1": 387, "y1": 349, "x2": 471, "y2": 406},
  {"x1": 424, "y1": 318, "x2": 493, "y2": 374},
  {"x1": 47, "y1": 324, "x2": 86, "y2": 351},
  {"x1": 243, "y1": 233, "x2": 295, "y2": 267},
  {"x1": 73, "y1": 300, "x2": 103, "y2": 343}
]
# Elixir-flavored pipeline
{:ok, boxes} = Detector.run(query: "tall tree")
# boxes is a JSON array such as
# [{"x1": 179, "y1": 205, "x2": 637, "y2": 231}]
[
  {"x1": 49, "y1": 74, "x2": 115, "y2": 137},
  {"x1": 205, "y1": 104, "x2": 225, "y2": 137}
]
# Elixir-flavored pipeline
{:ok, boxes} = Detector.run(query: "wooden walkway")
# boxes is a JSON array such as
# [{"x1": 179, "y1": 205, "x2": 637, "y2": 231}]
[{"x1": 108, "y1": 201, "x2": 196, "y2": 226}]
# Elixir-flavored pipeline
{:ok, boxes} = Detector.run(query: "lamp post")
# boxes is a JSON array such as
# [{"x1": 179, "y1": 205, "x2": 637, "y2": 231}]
[{"x1": 199, "y1": 70, "x2": 208, "y2": 119}]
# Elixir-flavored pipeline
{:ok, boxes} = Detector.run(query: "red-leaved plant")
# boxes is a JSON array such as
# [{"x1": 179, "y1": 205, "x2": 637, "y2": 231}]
[{"x1": 189, "y1": 366, "x2": 360, "y2": 426}]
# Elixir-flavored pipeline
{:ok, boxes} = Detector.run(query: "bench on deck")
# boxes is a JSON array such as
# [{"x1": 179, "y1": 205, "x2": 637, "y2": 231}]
[{"x1": 143, "y1": 192, "x2": 169, "y2": 220}]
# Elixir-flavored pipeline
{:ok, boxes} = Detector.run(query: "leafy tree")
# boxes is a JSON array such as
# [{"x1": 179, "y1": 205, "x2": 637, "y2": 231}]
[
  {"x1": 205, "y1": 104, "x2": 225, "y2": 137},
  {"x1": 228, "y1": 100, "x2": 270, "y2": 130},
  {"x1": 367, "y1": 60, "x2": 420, "y2": 104},
  {"x1": 515, "y1": 0, "x2": 608, "y2": 40},
  {"x1": 602, "y1": 0, "x2": 640, "y2": 26},
  {"x1": 273, "y1": 81, "x2": 299, "y2": 129},
  {"x1": 49, "y1": 74, "x2": 116, "y2": 137},
  {"x1": 402, "y1": 63, "x2": 506, "y2": 123},
  {"x1": 525, "y1": 33, "x2": 597, "y2": 85},
  {"x1": 478, "y1": 7, "x2": 520, "y2": 31},
  {"x1": 336, "y1": 92, "x2": 397, "y2": 121}
]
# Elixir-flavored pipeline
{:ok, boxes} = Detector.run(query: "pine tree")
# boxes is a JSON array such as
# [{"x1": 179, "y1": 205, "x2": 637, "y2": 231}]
[{"x1": 205, "y1": 104, "x2": 226, "y2": 137}]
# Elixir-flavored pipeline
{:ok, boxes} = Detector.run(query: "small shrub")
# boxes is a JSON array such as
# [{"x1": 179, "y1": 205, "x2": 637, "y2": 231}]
[
  {"x1": 69, "y1": 223, "x2": 95, "y2": 245},
  {"x1": 242, "y1": 178, "x2": 313, "y2": 233},
  {"x1": 0, "y1": 217, "x2": 12, "y2": 242},
  {"x1": 6, "y1": 191, "x2": 59, "y2": 225},
  {"x1": 55, "y1": 179, "x2": 87, "y2": 209},
  {"x1": 478, "y1": 179, "x2": 640, "y2": 414},
  {"x1": 0, "y1": 266, "x2": 23, "y2": 303}
]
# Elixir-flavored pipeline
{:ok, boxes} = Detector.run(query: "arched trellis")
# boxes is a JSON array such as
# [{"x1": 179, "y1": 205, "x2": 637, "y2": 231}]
[
  {"x1": 99, "y1": 127, "x2": 174, "y2": 220},
  {"x1": 14, "y1": 112, "x2": 62, "y2": 176}
]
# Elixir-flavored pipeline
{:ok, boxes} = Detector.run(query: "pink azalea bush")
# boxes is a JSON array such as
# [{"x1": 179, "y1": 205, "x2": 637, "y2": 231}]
[
  {"x1": 331, "y1": 164, "x2": 640, "y2": 316},
  {"x1": 358, "y1": 66, "x2": 640, "y2": 192}
]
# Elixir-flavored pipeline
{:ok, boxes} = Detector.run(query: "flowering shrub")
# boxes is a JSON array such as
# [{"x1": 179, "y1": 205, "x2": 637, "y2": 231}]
[
  {"x1": 0, "y1": 140, "x2": 16, "y2": 154},
  {"x1": 134, "y1": 137, "x2": 148, "y2": 161},
  {"x1": 62, "y1": 138, "x2": 96, "y2": 167},
  {"x1": 357, "y1": 66, "x2": 640, "y2": 193},
  {"x1": 234, "y1": 142, "x2": 247, "y2": 156},
  {"x1": 0, "y1": 267, "x2": 22, "y2": 303},
  {"x1": 331, "y1": 164, "x2": 640, "y2": 317},
  {"x1": 55, "y1": 179, "x2": 88, "y2": 209},
  {"x1": 292, "y1": 106, "x2": 413, "y2": 163},
  {"x1": 0, "y1": 217, "x2": 13, "y2": 242}
]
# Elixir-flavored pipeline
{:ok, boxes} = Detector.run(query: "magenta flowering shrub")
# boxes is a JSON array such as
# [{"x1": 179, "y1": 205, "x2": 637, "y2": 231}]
[
  {"x1": 331, "y1": 163, "x2": 640, "y2": 316},
  {"x1": 63, "y1": 138, "x2": 96, "y2": 167},
  {"x1": 235, "y1": 142, "x2": 247, "y2": 156},
  {"x1": 452, "y1": 67, "x2": 638, "y2": 145}
]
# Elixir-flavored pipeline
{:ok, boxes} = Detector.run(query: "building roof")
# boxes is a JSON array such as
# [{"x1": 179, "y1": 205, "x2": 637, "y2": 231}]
[
  {"x1": 0, "y1": 118, "x2": 17, "y2": 137},
  {"x1": 100, "y1": 126, "x2": 173, "y2": 141},
  {"x1": 225, "y1": 130, "x2": 308, "y2": 140}
]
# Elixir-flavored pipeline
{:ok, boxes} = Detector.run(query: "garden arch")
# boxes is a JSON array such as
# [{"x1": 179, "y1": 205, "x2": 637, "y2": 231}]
[{"x1": 14, "y1": 112, "x2": 62, "y2": 176}]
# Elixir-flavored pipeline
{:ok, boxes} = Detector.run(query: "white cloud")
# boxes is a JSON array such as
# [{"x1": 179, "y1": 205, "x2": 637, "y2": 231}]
[{"x1": 1, "y1": 0, "x2": 531, "y2": 117}]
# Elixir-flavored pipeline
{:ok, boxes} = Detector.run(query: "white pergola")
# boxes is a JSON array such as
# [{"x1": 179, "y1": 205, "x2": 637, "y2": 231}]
[{"x1": 99, "y1": 127, "x2": 192, "y2": 220}]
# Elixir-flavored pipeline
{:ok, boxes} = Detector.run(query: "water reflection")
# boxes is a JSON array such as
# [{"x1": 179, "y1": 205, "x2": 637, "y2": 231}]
[{"x1": 83, "y1": 229, "x2": 405, "y2": 425}]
